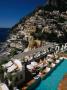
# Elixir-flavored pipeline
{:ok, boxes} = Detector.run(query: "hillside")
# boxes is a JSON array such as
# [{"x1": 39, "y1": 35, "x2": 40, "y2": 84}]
[
  {"x1": 10, "y1": 6, "x2": 67, "y2": 43},
  {"x1": 3, "y1": 4, "x2": 67, "y2": 57}
]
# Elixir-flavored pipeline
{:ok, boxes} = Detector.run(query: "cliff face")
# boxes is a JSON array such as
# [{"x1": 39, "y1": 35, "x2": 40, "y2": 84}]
[
  {"x1": 48, "y1": 0, "x2": 57, "y2": 6},
  {"x1": 47, "y1": 0, "x2": 67, "y2": 9}
]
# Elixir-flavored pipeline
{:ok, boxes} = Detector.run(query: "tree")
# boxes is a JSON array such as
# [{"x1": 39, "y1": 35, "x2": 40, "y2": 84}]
[
  {"x1": 58, "y1": 16, "x2": 65, "y2": 23},
  {"x1": 10, "y1": 48, "x2": 17, "y2": 57}
]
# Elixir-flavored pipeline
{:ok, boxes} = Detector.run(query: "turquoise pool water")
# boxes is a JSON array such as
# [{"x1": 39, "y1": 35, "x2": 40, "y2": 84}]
[{"x1": 35, "y1": 60, "x2": 67, "y2": 90}]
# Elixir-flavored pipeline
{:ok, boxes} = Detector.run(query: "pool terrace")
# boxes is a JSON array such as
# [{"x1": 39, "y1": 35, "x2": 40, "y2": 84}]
[{"x1": 22, "y1": 54, "x2": 66, "y2": 90}]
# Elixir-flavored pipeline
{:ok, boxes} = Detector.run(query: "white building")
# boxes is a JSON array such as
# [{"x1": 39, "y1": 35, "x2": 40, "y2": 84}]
[
  {"x1": 55, "y1": 45, "x2": 60, "y2": 53},
  {"x1": 64, "y1": 43, "x2": 67, "y2": 49},
  {"x1": 0, "y1": 83, "x2": 9, "y2": 90},
  {"x1": 2, "y1": 59, "x2": 25, "y2": 88}
]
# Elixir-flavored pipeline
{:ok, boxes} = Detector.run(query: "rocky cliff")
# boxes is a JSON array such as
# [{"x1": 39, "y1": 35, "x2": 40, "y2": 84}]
[{"x1": 47, "y1": 0, "x2": 67, "y2": 9}]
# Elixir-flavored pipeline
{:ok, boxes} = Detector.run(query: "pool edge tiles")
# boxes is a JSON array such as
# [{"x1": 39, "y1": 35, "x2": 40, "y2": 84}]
[{"x1": 35, "y1": 59, "x2": 67, "y2": 90}]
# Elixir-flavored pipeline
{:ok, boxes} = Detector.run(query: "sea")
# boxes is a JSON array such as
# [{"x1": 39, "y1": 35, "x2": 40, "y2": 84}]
[
  {"x1": 0, "y1": 28, "x2": 10, "y2": 42},
  {"x1": 0, "y1": 0, "x2": 47, "y2": 42}
]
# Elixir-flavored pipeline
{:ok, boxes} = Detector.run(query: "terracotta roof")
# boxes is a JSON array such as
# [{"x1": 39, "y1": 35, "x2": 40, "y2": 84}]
[{"x1": 58, "y1": 74, "x2": 67, "y2": 90}]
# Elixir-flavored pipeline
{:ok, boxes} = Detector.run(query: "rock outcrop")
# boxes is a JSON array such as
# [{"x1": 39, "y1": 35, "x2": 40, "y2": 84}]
[{"x1": 47, "y1": 0, "x2": 67, "y2": 9}]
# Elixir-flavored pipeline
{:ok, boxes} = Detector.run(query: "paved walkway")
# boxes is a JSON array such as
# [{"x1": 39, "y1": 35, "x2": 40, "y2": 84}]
[
  {"x1": 13, "y1": 44, "x2": 54, "y2": 59},
  {"x1": 58, "y1": 74, "x2": 67, "y2": 90}
]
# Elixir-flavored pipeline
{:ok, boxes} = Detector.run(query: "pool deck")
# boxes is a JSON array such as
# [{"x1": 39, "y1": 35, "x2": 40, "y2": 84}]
[
  {"x1": 58, "y1": 53, "x2": 67, "y2": 90},
  {"x1": 58, "y1": 52, "x2": 67, "y2": 58},
  {"x1": 22, "y1": 59, "x2": 64, "y2": 90},
  {"x1": 58, "y1": 74, "x2": 67, "y2": 90},
  {"x1": 22, "y1": 79, "x2": 36, "y2": 90},
  {"x1": 22, "y1": 73, "x2": 45, "y2": 90},
  {"x1": 22, "y1": 52, "x2": 67, "y2": 90}
]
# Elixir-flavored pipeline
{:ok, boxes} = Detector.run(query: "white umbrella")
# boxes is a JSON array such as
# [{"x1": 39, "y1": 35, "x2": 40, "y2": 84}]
[
  {"x1": 31, "y1": 61, "x2": 38, "y2": 66},
  {"x1": 27, "y1": 64, "x2": 34, "y2": 70},
  {"x1": 55, "y1": 59, "x2": 60, "y2": 64},
  {"x1": 55, "y1": 55, "x2": 58, "y2": 59},
  {"x1": 47, "y1": 58, "x2": 53, "y2": 62},
  {"x1": 38, "y1": 63, "x2": 43, "y2": 68},
  {"x1": 45, "y1": 67, "x2": 51, "y2": 73},
  {"x1": 59, "y1": 57, "x2": 64, "y2": 60},
  {"x1": 47, "y1": 54, "x2": 53, "y2": 58},
  {"x1": 13, "y1": 59, "x2": 23, "y2": 71},
  {"x1": 43, "y1": 63, "x2": 47, "y2": 67},
  {"x1": 7, "y1": 64, "x2": 17, "y2": 73},
  {"x1": 0, "y1": 83, "x2": 9, "y2": 90},
  {"x1": 51, "y1": 63, "x2": 55, "y2": 68}
]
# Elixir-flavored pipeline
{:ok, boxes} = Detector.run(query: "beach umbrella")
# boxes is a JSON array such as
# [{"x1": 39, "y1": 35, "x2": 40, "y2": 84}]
[
  {"x1": 0, "y1": 83, "x2": 9, "y2": 90},
  {"x1": 55, "y1": 59, "x2": 60, "y2": 64},
  {"x1": 59, "y1": 57, "x2": 64, "y2": 60},
  {"x1": 7, "y1": 64, "x2": 17, "y2": 73},
  {"x1": 47, "y1": 58, "x2": 53, "y2": 62},
  {"x1": 31, "y1": 61, "x2": 38, "y2": 66},
  {"x1": 47, "y1": 54, "x2": 53, "y2": 58},
  {"x1": 45, "y1": 67, "x2": 51, "y2": 73},
  {"x1": 38, "y1": 62, "x2": 43, "y2": 68},
  {"x1": 13, "y1": 59, "x2": 23, "y2": 71},
  {"x1": 54, "y1": 55, "x2": 58, "y2": 59},
  {"x1": 51, "y1": 63, "x2": 55, "y2": 68},
  {"x1": 27, "y1": 64, "x2": 34, "y2": 70}
]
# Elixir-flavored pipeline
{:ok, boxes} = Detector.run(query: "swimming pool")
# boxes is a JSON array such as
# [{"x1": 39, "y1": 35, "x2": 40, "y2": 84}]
[{"x1": 35, "y1": 60, "x2": 67, "y2": 90}]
